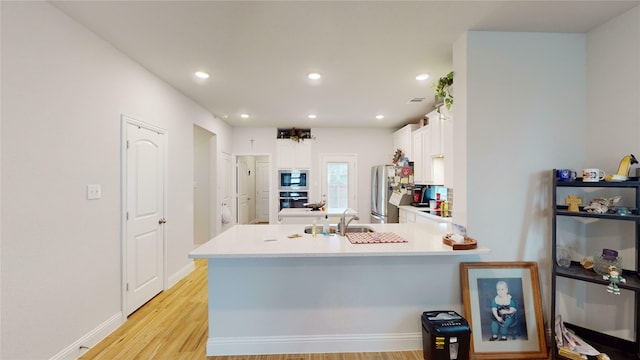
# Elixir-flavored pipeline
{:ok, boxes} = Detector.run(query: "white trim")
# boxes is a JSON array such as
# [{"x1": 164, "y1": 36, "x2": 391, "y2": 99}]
[
  {"x1": 206, "y1": 332, "x2": 421, "y2": 355},
  {"x1": 49, "y1": 312, "x2": 124, "y2": 360},
  {"x1": 319, "y1": 153, "x2": 359, "y2": 212},
  {"x1": 167, "y1": 259, "x2": 195, "y2": 288}
]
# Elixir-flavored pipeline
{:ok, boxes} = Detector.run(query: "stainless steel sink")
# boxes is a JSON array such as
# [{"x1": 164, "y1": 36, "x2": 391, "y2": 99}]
[{"x1": 303, "y1": 225, "x2": 375, "y2": 234}]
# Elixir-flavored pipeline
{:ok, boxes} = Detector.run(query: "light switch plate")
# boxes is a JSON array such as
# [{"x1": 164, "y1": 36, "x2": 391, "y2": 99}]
[{"x1": 87, "y1": 184, "x2": 101, "y2": 200}]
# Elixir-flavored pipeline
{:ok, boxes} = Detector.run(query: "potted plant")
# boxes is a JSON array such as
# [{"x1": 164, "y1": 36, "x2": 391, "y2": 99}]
[{"x1": 433, "y1": 71, "x2": 454, "y2": 113}]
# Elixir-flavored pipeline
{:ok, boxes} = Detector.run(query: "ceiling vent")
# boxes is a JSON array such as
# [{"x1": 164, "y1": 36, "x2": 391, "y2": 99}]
[{"x1": 407, "y1": 97, "x2": 425, "y2": 104}]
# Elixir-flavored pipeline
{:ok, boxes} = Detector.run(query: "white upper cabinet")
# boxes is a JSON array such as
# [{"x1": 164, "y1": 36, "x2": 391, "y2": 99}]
[
  {"x1": 426, "y1": 108, "x2": 453, "y2": 187},
  {"x1": 276, "y1": 139, "x2": 311, "y2": 169},
  {"x1": 392, "y1": 124, "x2": 418, "y2": 161},
  {"x1": 412, "y1": 125, "x2": 433, "y2": 184},
  {"x1": 429, "y1": 111, "x2": 444, "y2": 156},
  {"x1": 412, "y1": 130, "x2": 423, "y2": 183}
]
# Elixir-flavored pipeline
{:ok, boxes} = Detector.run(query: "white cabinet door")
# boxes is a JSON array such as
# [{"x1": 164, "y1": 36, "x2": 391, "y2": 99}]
[
  {"x1": 430, "y1": 116, "x2": 443, "y2": 156},
  {"x1": 421, "y1": 127, "x2": 433, "y2": 183},
  {"x1": 427, "y1": 109, "x2": 450, "y2": 186},
  {"x1": 412, "y1": 130, "x2": 423, "y2": 183},
  {"x1": 276, "y1": 140, "x2": 295, "y2": 168},
  {"x1": 415, "y1": 213, "x2": 433, "y2": 224},
  {"x1": 392, "y1": 124, "x2": 418, "y2": 160},
  {"x1": 399, "y1": 208, "x2": 407, "y2": 223},
  {"x1": 413, "y1": 126, "x2": 432, "y2": 184},
  {"x1": 277, "y1": 139, "x2": 311, "y2": 169}
]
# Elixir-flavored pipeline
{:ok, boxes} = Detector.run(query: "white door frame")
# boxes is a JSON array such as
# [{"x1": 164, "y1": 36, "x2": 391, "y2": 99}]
[
  {"x1": 256, "y1": 159, "x2": 270, "y2": 223},
  {"x1": 232, "y1": 153, "x2": 273, "y2": 224},
  {"x1": 120, "y1": 114, "x2": 168, "y2": 316},
  {"x1": 319, "y1": 153, "x2": 358, "y2": 211}
]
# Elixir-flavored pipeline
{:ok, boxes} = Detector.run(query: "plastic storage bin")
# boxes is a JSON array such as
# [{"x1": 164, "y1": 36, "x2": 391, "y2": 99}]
[{"x1": 421, "y1": 310, "x2": 470, "y2": 360}]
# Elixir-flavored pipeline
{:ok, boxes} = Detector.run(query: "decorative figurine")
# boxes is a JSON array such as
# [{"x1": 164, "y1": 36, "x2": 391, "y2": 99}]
[
  {"x1": 392, "y1": 149, "x2": 403, "y2": 164},
  {"x1": 564, "y1": 195, "x2": 582, "y2": 212},
  {"x1": 603, "y1": 265, "x2": 625, "y2": 295},
  {"x1": 605, "y1": 154, "x2": 638, "y2": 182},
  {"x1": 584, "y1": 196, "x2": 621, "y2": 214}
]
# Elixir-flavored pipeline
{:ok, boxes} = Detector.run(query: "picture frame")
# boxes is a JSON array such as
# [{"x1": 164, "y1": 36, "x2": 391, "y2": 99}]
[{"x1": 460, "y1": 262, "x2": 547, "y2": 360}]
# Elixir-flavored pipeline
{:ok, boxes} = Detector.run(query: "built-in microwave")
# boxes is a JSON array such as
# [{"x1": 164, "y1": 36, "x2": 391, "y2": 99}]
[{"x1": 278, "y1": 169, "x2": 309, "y2": 190}]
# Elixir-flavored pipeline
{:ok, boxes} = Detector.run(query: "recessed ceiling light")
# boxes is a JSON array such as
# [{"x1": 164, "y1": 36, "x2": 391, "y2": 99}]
[
  {"x1": 307, "y1": 73, "x2": 322, "y2": 80},
  {"x1": 308, "y1": 114, "x2": 317, "y2": 119},
  {"x1": 416, "y1": 73, "x2": 430, "y2": 81},
  {"x1": 376, "y1": 115, "x2": 385, "y2": 120},
  {"x1": 195, "y1": 71, "x2": 210, "y2": 79},
  {"x1": 240, "y1": 114, "x2": 249, "y2": 119}
]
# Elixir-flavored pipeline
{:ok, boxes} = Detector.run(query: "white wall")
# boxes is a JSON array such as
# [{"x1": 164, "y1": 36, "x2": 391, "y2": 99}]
[
  {"x1": 194, "y1": 125, "x2": 215, "y2": 244},
  {"x1": 231, "y1": 127, "x2": 279, "y2": 223},
  {"x1": 453, "y1": 31, "x2": 588, "y2": 336},
  {"x1": 586, "y1": 6, "x2": 640, "y2": 173},
  {"x1": 231, "y1": 127, "x2": 394, "y2": 223},
  {"x1": 310, "y1": 128, "x2": 394, "y2": 219},
  {"x1": 572, "y1": 4, "x2": 640, "y2": 340},
  {"x1": 452, "y1": 4, "x2": 639, "y2": 338},
  {"x1": 1, "y1": 2, "x2": 231, "y2": 359}
]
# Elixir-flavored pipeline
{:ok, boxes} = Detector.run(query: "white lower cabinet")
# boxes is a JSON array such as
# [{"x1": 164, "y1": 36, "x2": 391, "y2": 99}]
[
  {"x1": 415, "y1": 213, "x2": 433, "y2": 224},
  {"x1": 399, "y1": 208, "x2": 415, "y2": 224}
]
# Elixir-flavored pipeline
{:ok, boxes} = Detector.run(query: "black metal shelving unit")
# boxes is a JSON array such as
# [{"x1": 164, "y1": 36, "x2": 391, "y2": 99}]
[{"x1": 551, "y1": 170, "x2": 640, "y2": 360}]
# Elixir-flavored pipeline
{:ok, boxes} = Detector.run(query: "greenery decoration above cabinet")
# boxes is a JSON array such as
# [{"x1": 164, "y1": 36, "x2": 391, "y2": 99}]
[
  {"x1": 277, "y1": 127, "x2": 314, "y2": 142},
  {"x1": 433, "y1": 71, "x2": 453, "y2": 113}
]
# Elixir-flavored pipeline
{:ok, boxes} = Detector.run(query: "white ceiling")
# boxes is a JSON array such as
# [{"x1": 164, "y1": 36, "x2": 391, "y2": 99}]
[{"x1": 51, "y1": 0, "x2": 639, "y2": 129}]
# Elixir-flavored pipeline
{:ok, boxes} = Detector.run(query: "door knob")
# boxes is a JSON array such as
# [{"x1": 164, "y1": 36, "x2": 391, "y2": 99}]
[{"x1": 159, "y1": 218, "x2": 167, "y2": 224}]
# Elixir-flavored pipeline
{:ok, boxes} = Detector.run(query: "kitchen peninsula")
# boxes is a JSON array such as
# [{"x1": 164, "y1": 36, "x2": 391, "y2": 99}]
[{"x1": 189, "y1": 222, "x2": 489, "y2": 355}]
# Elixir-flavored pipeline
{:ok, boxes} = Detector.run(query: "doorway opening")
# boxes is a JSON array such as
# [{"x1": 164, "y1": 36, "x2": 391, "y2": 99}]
[
  {"x1": 236, "y1": 155, "x2": 271, "y2": 224},
  {"x1": 193, "y1": 125, "x2": 218, "y2": 244}
]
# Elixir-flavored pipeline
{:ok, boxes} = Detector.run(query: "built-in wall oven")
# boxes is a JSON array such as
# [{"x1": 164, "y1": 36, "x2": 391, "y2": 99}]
[
  {"x1": 279, "y1": 191, "x2": 308, "y2": 209},
  {"x1": 278, "y1": 169, "x2": 309, "y2": 209},
  {"x1": 278, "y1": 169, "x2": 309, "y2": 190}
]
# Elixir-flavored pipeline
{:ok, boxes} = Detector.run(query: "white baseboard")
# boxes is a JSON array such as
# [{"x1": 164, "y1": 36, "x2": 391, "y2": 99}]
[
  {"x1": 206, "y1": 332, "x2": 422, "y2": 355},
  {"x1": 48, "y1": 262, "x2": 195, "y2": 360},
  {"x1": 167, "y1": 259, "x2": 195, "y2": 288},
  {"x1": 49, "y1": 312, "x2": 124, "y2": 360}
]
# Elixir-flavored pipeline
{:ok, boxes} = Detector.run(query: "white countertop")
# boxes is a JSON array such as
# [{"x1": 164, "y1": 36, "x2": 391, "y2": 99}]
[
  {"x1": 399, "y1": 205, "x2": 453, "y2": 223},
  {"x1": 278, "y1": 207, "x2": 357, "y2": 219},
  {"x1": 189, "y1": 222, "x2": 489, "y2": 258}
]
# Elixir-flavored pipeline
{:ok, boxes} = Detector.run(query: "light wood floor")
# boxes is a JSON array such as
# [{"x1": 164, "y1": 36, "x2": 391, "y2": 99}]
[{"x1": 79, "y1": 258, "x2": 424, "y2": 360}]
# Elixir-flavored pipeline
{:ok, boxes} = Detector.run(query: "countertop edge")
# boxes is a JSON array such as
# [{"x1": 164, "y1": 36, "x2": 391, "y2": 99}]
[{"x1": 189, "y1": 247, "x2": 490, "y2": 259}]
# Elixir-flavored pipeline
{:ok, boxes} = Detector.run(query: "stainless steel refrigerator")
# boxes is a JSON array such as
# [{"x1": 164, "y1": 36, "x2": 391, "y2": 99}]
[{"x1": 370, "y1": 165, "x2": 399, "y2": 223}]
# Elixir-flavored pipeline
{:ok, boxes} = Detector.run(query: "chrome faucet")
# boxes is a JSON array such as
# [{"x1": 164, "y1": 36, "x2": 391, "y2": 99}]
[{"x1": 339, "y1": 209, "x2": 360, "y2": 236}]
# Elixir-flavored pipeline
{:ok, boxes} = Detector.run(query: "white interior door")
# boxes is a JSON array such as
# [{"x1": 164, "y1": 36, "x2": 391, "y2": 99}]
[
  {"x1": 125, "y1": 121, "x2": 166, "y2": 316},
  {"x1": 237, "y1": 159, "x2": 249, "y2": 224},
  {"x1": 256, "y1": 160, "x2": 270, "y2": 223}
]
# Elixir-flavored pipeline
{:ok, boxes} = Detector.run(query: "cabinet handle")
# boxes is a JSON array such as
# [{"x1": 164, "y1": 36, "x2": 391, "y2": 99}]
[{"x1": 159, "y1": 218, "x2": 167, "y2": 224}]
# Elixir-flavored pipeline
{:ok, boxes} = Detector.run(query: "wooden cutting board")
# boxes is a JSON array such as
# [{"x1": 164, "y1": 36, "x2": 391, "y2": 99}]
[{"x1": 442, "y1": 234, "x2": 477, "y2": 250}]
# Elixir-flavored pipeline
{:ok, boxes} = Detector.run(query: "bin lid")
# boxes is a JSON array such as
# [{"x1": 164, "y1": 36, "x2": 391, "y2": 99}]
[
  {"x1": 423, "y1": 310, "x2": 463, "y2": 321},
  {"x1": 422, "y1": 310, "x2": 470, "y2": 333}
]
